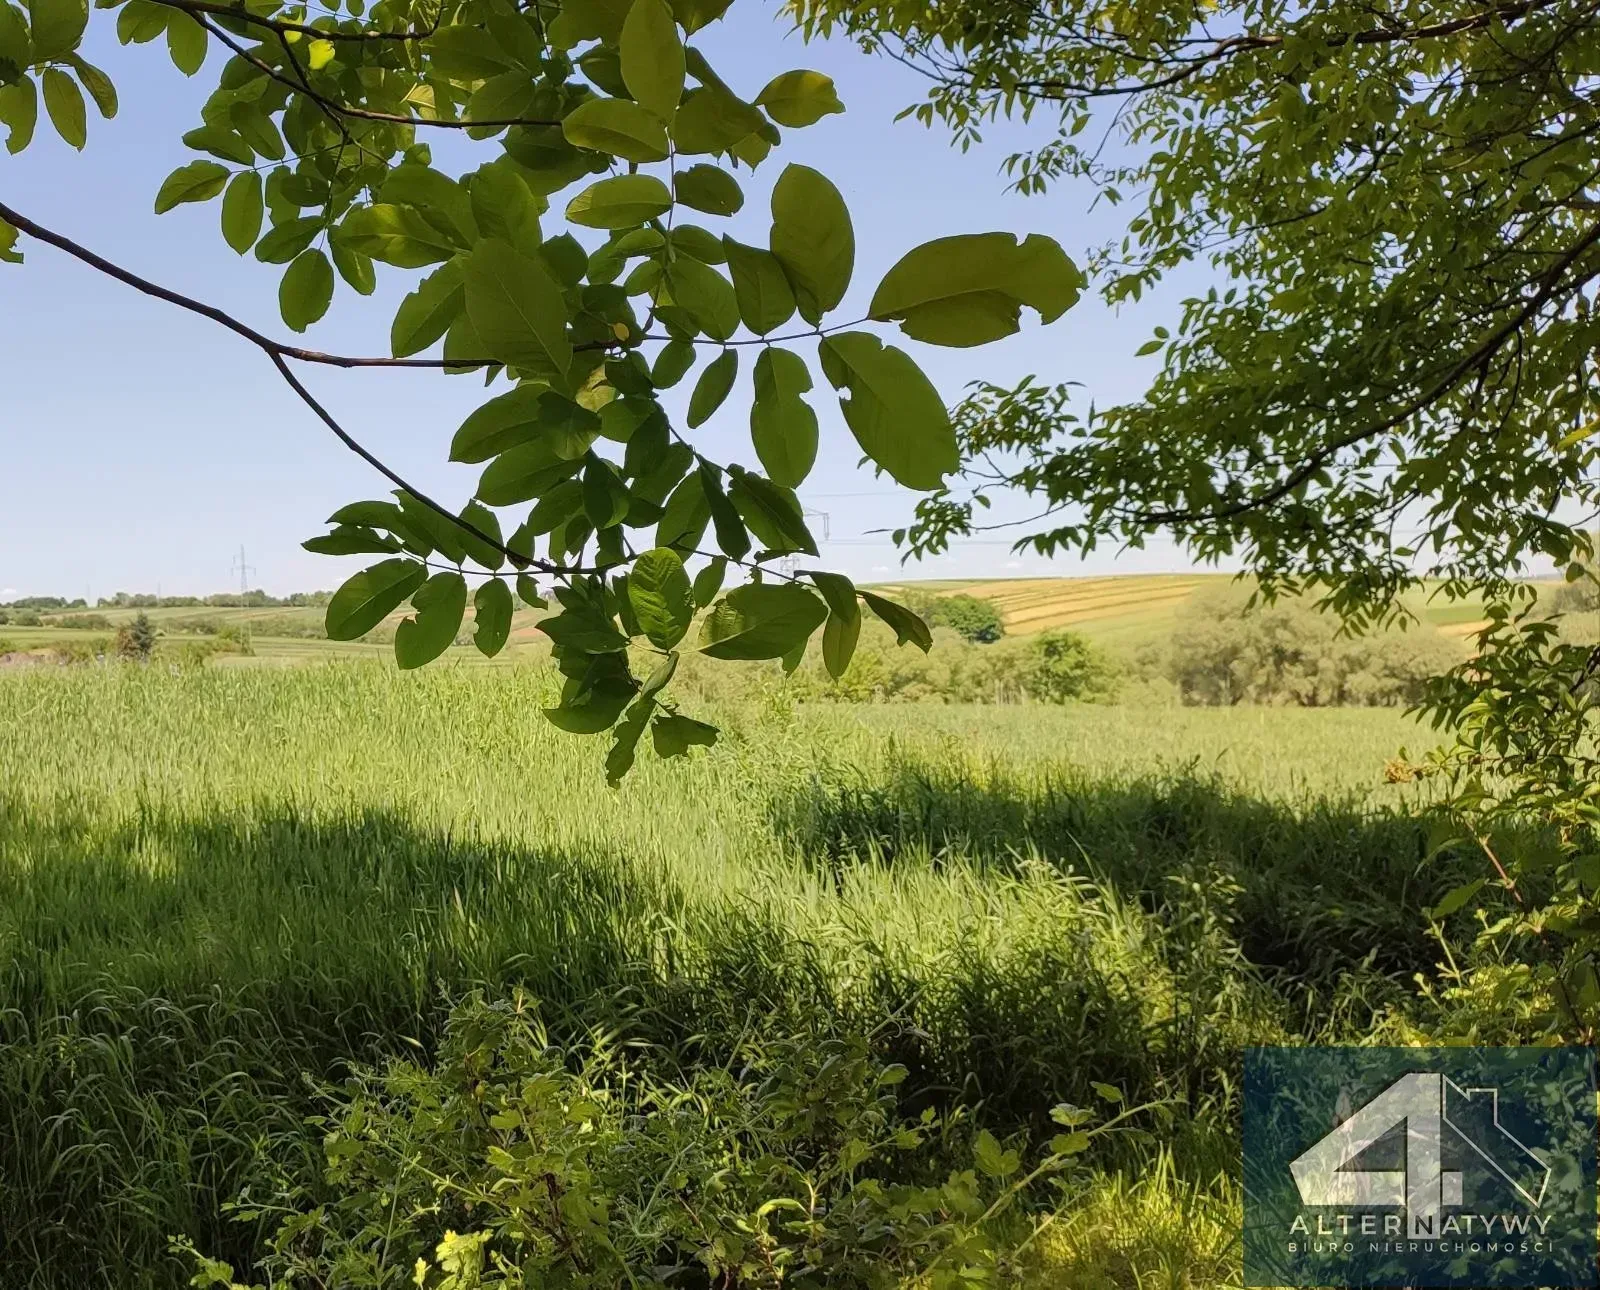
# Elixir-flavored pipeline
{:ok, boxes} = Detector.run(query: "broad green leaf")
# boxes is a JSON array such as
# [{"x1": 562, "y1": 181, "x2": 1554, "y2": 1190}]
[
  {"x1": 230, "y1": 103, "x2": 283, "y2": 160},
  {"x1": 754, "y1": 70, "x2": 842, "y2": 127},
  {"x1": 424, "y1": 24, "x2": 520, "y2": 79},
  {"x1": 0, "y1": 215, "x2": 20, "y2": 264},
  {"x1": 651, "y1": 711, "x2": 717, "y2": 756},
  {"x1": 380, "y1": 165, "x2": 477, "y2": 247},
  {"x1": 769, "y1": 164, "x2": 852, "y2": 323},
  {"x1": 699, "y1": 463, "x2": 749, "y2": 560},
  {"x1": 29, "y1": 0, "x2": 85, "y2": 61},
  {"x1": 456, "y1": 499, "x2": 507, "y2": 570},
  {"x1": 220, "y1": 170, "x2": 263, "y2": 255},
  {"x1": 394, "y1": 571, "x2": 468, "y2": 669},
  {"x1": 671, "y1": 83, "x2": 766, "y2": 156},
  {"x1": 182, "y1": 124, "x2": 251, "y2": 165},
  {"x1": 538, "y1": 603, "x2": 628, "y2": 653},
  {"x1": 667, "y1": 0, "x2": 729, "y2": 33},
  {"x1": 0, "y1": 3, "x2": 30, "y2": 82},
  {"x1": 750, "y1": 347, "x2": 817, "y2": 487},
  {"x1": 628, "y1": 546, "x2": 694, "y2": 647},
  {"x1": 668, "y1": 223, "x2": 725, "y2": 265},
  {"x1": 40, "y1": 66, "x2": 83, "y2": 148},
  {"x1": 65, "y1": 55, "x2": 114, "y2": 118},
  {"x1": 255, "y1": 217, "x2": 323, "y2": 264},
  {"x1": 452, "y1": 385, "x2": 599, "y2": 462},
  {"x1": 391, "y1": 259, "x2": 464, "y2": 357},
  {"x1": 687, "y1": 348, "x2": 736, "y2": 427},
  {"x1": 1428, "y1": 877, "x2": 1487, "y2": 920},
  {"x1": 325, "y1": 558, "x2": 426, "y2": 640},
  {"x1": 279, "y1": 249, "x2": 333, "y2": 333},
  {"x1": 473, "y1": 578, "x2": 514, "y2": 656},
  {"x1": 306, "y1": 37, "x2": 335, "y2": 71},
  {"x1": 860, "y1": 589, "x2": 932, "y2": 651},
  {"x1": 728, "y1": 469, "x2": 816, "y2": 555},
  {"x1": 620, "y1": 0, "x2": 682, "y2": 121},
  {"x1": 655, "y1": 472, "x2": 710, "y2": 551},
  {"x1": 396, "y1": 490, "x2": 467, "y2": 564},
  {"x1": 339, "y1": 204, "x2": 457, "y2": 267},
  {"x1": 477, "y1": 441, "x2": 586, "y2": 506},
  {"x1": 699, "y1": 582, "x2": 826, "y2": 660},
  {"x1": 164, "y1": 8, "x2": 205, "y2": 74},
  {"x1": 674, "y1": 164, "x2": 743, "y2": 216},
  {"x1": 807, "y1": 569, "x2": 858, "y2": 622},
  {"x1": 973, "y1": 1129, "x2": 1021, "y2": 1179},
  {"x1": 469, "y1": 161, "x2": 542, "y2": 252},
  {"x1": 562, "y1": 97, "x2": 669, "y2": 163},
  {"x1": 605, "y1": 691, "x2": 656, "y2": 785},
  {"x1": 0, "y1": 77, "x2": 37, "y2": 154},
  {"x1": 301, "y1": 525, "x2": 401, "y2": 556},
  {"x1": 153, "y1": 159, "x2": 227, "y2": 213},
  {"x1": 114, "y1": 0, "x2": 165, "y2": 44},
  {"x1": 722, "y1": 238, "x2": 794, "y2": 336},
  {"x1": 463, "y1": 238, "x2": 571, "y2": 381},
  {"x1": 868, "y1": 233, "x2": 1083, "y2": 347},
  {"x1": 652, "y1": 337, "x2": 695, "y2": 387},
  {"x1": 566, "y1": 173, "x2": 672, "y2": 229},
  {"x1": 819, "y1": 331, "x2": 956, "y2": 490},
  {"x1": 523, "y1": 478, "x2": 584, "y2": 536},
  {"x1": 582, "y1": 456, "x2": 631, "y2": 528},
  {"x1": 822, "y1": 605, "x2": 859, "y2": 679},
  {"x1": 516, "y1": 573, "x2": 546, "y2": 607},
  {"x1": 692, "y1": 555, "x2": 725, "y2": 606},
  {"x1": 663, "y1": 257, "x2": 737, "y2": 341},
  {"x1": 547, "y1": 0, "x2": 631, "y2": 46}
]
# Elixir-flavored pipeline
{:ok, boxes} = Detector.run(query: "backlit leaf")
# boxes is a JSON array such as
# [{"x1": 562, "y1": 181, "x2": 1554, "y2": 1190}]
[
  {"x1": 674, "y1": 164, "x2": 743, "y2": 216},
  {"x1": 472, "y1": 578, "x2": 514, "y2": 656},
  {"x1": 819, "y1": 331, "x2": 956, "y2": 490},
  {"x1": 394, "y1": 571, "x2": 468, "y2": 669},
  {"x1": 326, "y1": 558, "x2": 426, "y2": 640},
  {"x1": 620, "y1": 0, "x2": 682, "y2": 121},
  {"x1": 769, "y1": 163, "x2": 852, "y2": 323},
  {"x1": 279, "y1": 249, "x2": 334, "y2": 333},
  {"x1": 562, "y1": 96, "x2": 669, "y2": 163},
  {"x1": 723, "y1": 237, "x2": 794, "y2": 335},
  {"x1": 566, "y1": 173, "x2": 672, "y2": 229},
  {"x1": 463, "y1": 238, "x2": 571, "y2": 381},
  {"x1": 687, "y1": 348, "x2": 736, "y2": 427},
  {"x1": 220, "y1": 170, "x2": 263, "y2": 255},
  {"x1": 860, "y1": 589, "x2": 932, "y2": 651},
  {"x1": 699, "y1": 582, "x2": 826, "y2": 660},
  {"x1": 154, "y1": 159, "x2": 228, "y2": 213},
  {"x1": 628, "y1": 546, "x2": 694, "y2": 648},
  {"x1": 750, "y1": 347, "x2": 816, "y2": 488},
  {"x1": 754, "y1": 70, "x2": 842, "y2": 127},
  {"x1": 40, "y1": 66, "x2": 83, "y2": 148}
]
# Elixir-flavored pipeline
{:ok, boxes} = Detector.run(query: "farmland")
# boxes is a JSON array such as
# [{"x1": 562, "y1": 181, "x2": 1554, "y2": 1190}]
[{"x1": 0, "y1": 660, "x2": 1480, "y2": 1286}]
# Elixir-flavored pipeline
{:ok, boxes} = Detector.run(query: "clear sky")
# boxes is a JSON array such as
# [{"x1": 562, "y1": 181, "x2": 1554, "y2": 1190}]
[{"x1": 0, "y1": 6, "x2": 1203, "y2": 600}]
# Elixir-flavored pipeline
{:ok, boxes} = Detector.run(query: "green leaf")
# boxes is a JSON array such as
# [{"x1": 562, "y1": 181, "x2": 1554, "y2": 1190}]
[
  {"x1": 255, "y1": 217, "x2": 323, "y2": 264},
  {"x1": 605, "y1": 691, "x2": 656, "y2": 785},
  {"x1": 0, "y1": 77, "x2": 38, "y2": 154},
  {"x1": 1050, "y1": 1132, "x2": 1091, "y2": 1157},
  {"x1": 652, "y1": 337, "x2": 695, "y2": 387},
  {"x1": 477, "y1": 441, "x2": 586, "y2": 506},
  {"x1": 566, "y1": 173, "x2": 672, "y2": 229},
  {"x1": 28, "y1": 0, "x2": 85, "y2": 61},
  {"x1": 655, "y1": 472, "x2": 710, "y2": 551},
  {"x1": 339, "y1": 204, "x2": 457, "y2": 268},
  {"x1": 727, "y1": 469, "x2": 816, "y2": 555},
  {"x1": 334, "y1": 245, "x2": 378, "y2": 298},
  {"x1": 463, "y1": 238, "x2": 571, "y2": 381},
  {"x1": 0, "y1": 3, "x2": 31, "y2": 82},
  {"x1": 469, "y1": 160, "x2": 542, "y2": 252},
  {"x1": 819, "y1": 331, "x2": 956, "y2": 490},
  {"x1": 182, "y1": 124, "x2": 252, "y2": 165},
  {"x1": 1428, "y1": 877, "x2": 1487, "y2": 921},
  {"x1": 664, "y1": 257, "x2": 737, "y2": 341},
  {"x1": 452, "y1": 384, "x2": 592, "y2": 463},
  {"x1": 394, "y1": 571, "x2": 468, "y2": 669},
  {"x1": 754, "y1": 69, "x2": 841, "y2": 127},
  {"x1": 973, "y1": 1129, "x2": 1020, "y2": 1179},
  {"x1": 868, "y1": 233, "x2": 1083, "y2": 347},
  {"x1": 40, "y1": 66, "x2": 83, "y2": 148},
  {"x1": 279, "y1": 249, "x2": 334, "y2": 333},
  {"x1": 674, "y1": 164, "x2": 742, "y2": 216},
  {"x1": 651, "y1": 711, "x2": 718, "y2": 756},
  {"x1": 391, "y1": 259, "x2": 464, "y2": 357},
  {"x1": 769, "y1": 164, "x2": 852, "y2": 324},
  {"x1": 699, "y1": 463, "x2": 748, "y2": 561},
  {"x1": 628, "y1": 546, "x2": 694, "y2": 648},
  {"x1": 699, "y1": 582, "x2": 826, "y2": 660},
  {"x1": 65, "y1": 55, "x2": 115, "y2": 119},
  {"x1": 473, "y1": 578, "x2": 514, "y2": 656},
  {"x1": 230, "y1": 103, "x2": 283, "y2": 159},
  {"x1": 325, "y1": 558, "x2": 427, "y2": 640},
  {"x1": 153, "y1": 159, "x2": 228, "y2": 213},
  {"x1": 722, "y1": 238, "x2": 794, "y2": 336},
  {"x1": 562, "y1": 96, "x2": 669, "y2": 163},
  {"x1": 750, "y1": 347, "x2": 817, "y2": 488},
  {"x1": 380, "y1": 164, "x2": 478, "y2": 246},
  {"x1": 671, "y1": 82, "x2": 766, "y2": 156},
  {"x1": 516, "y1": 573, "x2": 546, "y2": 607},
  {"x1": 114, "y1": 0, "x2": 165, "y2": 44},
  {"x1": 538, "y1": 603, "x2": 628, "y2": 653},
  {"x1": 301, "y1": 525, "x2": 401, "y2": 556},
  {"x1": 692, "y1": 555, "x2": 725, "y2": 606},
  {"x1": 687, "y1": 348, "x2": 736, "y2": 428},
  {"x1": 808, "y1": 568, "x2": 858, "y2": 622},
  {"x1": 822, "y1": 604, "x2": 859, "y2": 679},
  {"x1": 0, "y1": 214, "x2": 20, "y2": 264},
  {"x1": 220, "y1": 170, "x2": 263, "y2": 255},
  {"x1": 164, "y1": 7, "x2": 205, "y2": 74},
  {"x1": 620, "y1": 0, "x2": 682, "y2": 121},
  {"x1": 1091, "y1": 1081, "x2": 1124, "y2": 1103},
  {"x1": 860, "y1": 589, "x2": 932, "y2": 652},
  {"x1": 457, "y1": 499, "x2": 507, "y2": 570}
]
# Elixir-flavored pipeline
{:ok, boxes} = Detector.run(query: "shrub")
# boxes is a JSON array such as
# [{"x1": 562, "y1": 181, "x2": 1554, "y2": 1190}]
[
  {"x1": 179, "y1": 994, "x2": 1096, "y2": 1290},
  {"x1": 114, "y1": 612, "x2": 157, "y2": 662}
]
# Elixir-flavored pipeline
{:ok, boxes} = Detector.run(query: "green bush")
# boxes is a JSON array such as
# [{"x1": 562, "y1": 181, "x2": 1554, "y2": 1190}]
[
  {"x1": 180, "y1": 994, "x2": 1096, "y2": 1290},
  {"x1": 901, "y1": 593, "x2": 1007, "y2": 644},
  {"x1": 115, "y1": 613, "x2": 158, "y2": 663}
]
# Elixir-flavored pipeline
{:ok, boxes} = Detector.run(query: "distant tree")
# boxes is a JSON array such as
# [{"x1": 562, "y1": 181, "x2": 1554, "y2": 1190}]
[
  {"x1": 114, "y1": 612, "x2": 156, "y2": 662},
  {"x1": 1021, "y1": 630, "x2": 1118, "y2": 703},
  {"x1": 932, "y1": 594, "x2": 1005, "y2": 644}
]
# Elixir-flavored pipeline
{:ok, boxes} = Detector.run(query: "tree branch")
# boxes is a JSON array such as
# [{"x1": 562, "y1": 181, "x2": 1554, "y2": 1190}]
[{"x1": 150, "y1": 0, "x2": 441, "y2": 42}]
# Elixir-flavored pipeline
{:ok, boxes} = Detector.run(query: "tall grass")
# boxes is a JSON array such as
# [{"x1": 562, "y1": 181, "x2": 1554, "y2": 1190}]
[{"x1": 0, "y1": 665, "x2": 1456, "y2": 1286}]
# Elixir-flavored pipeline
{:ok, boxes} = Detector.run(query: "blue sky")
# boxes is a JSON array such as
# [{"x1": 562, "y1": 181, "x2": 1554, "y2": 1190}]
[{"x1": 0, "y1": 5, "x2": 1200, "y2": 599}]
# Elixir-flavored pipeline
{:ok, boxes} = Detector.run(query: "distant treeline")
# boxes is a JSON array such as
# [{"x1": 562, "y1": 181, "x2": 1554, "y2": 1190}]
[{"x1": 0, "y1": 590, "x2": 332, "y2": 611}]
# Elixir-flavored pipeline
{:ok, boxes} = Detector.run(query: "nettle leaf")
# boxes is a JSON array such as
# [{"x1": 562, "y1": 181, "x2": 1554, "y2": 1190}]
[
  {"x1": 391, "y1": 259, "x2": 464, "y2": 357},
  {"x1": 687, "y1": 348, "x2": 736, "y2": 427},
  {"x1": 723, "y1": 238, "x2": 794, "y2": 335},
  {"x1": 652, "y1": 711, "x2": 717, "y2": 757},
  {"x1": 473, "y1": 578, "x2": 514, "y2": 657},
  {"x1": 819, "y1": 331, "x2": 956, "y2": 490},
  {"x1": 394, "y1": 571, "x2": 468, "y2": 669},
  {"x1": 728, "y1": 468, "x2": 815, "y2": 555},
  {"x1": 220, "y1": 171, "x2": 263, "y2": 255},
  {"x1": 280, "y1": 249, "x2": 334, "y2": 333},
  {"x1": 567, "y1": 173, "x2": 672, "y2": 229},
  {"x1": 750, "y1": 347, "x2": 817, "y2": 488},
  {"x1": 754, "y1": 70, "x2": 842, "y2": 127},
  {"x1": 861, "y1": 589, "x2": 932, "y2": 652},
  {"x1": 674, "y1": 164, "x2": 743, "y2": 216},
  {"x1": 41, "y1": 67, "x2": 84, "y2": 148},
  {"x1": 628, "y1": 546, "x2": 694, "y2": 648},
  {"x1": 620, "y1": 0, "x2": 683, "y2": 121},
  {"x1": 326, "y1": 558, "x2": 427, "y2": 640},
  {"x1": 562, "y1": 97, "x2": 669, "y2": 163},
  {"x1": 464, "y1": 238, "x2": 571, "y2": 382},
  {"x1": 154, "y1": 159, "x2": 228, "y2": 213},
  {"x1": 699, "y1": 582, "x2": 826, "y2": 660},
  {"x1": 769, "y1": 163, "x2": 852, "y2": 324},
  {"x1": 29, "y1": 0, "x2": 86, "y2": 62},
  {"x1": 868, "y1": 233, "x2": 1083, "y2": 347}
]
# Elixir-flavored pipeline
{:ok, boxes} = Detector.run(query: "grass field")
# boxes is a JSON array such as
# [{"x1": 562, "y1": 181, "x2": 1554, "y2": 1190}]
[{"x1": 0, "y1": 662, "x2": 1485, "y2": 1287}]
